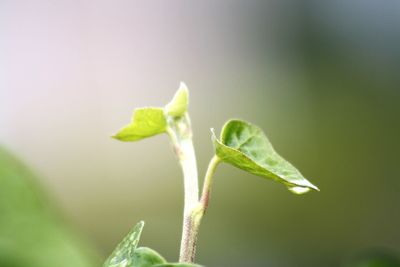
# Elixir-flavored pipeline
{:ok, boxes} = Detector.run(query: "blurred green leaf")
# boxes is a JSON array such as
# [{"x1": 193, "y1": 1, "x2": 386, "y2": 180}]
[
  {"x1": 347, "y1": 250, "x2": 400, "y2": 267},
  {"x1": 113, "y1": 108, "x2": 167, "y2": 141},
  {"x1": 0, "y1": 146, "x2": 99, "y2": 267},
  {"x1": 165, "y1": 82, "x2": 189, "y2": 117},
  {"x1": 212, "y1": 119, "x2": 319, "y2": 194}
]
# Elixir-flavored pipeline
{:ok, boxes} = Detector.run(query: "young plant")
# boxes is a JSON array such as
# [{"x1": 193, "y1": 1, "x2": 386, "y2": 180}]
[{"x1": 104, "y1": 82, "x2": 319, "y2": 267}]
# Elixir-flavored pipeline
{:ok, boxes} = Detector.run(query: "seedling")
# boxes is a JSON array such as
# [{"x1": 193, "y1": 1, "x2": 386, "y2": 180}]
[{"x1": 104, "y1": 83, "x2": 319, "y2": 267}]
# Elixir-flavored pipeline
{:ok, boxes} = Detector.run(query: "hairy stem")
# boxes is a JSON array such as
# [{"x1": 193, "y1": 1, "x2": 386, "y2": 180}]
[
  {"x1": 166, "y1": 115, "x2": 200, "y2": 262},
  {"x1": 167, "y1": 113, "x2": 221, "y2": 263},
  {"x1": 177, "y1": 138, "x2": 200, "y2": 263},
  {"x1": 179, "y1": 155, "x2": 221, "y2": 263}
]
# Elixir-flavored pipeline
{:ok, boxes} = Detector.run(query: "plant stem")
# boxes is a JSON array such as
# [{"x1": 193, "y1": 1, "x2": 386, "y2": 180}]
[
  {"x1": 177, "y1": 137, "x2": 200, "y2": 263},
  {"x1": 167, "y1": 115, "x2": 199, "y2": 215},
  {"x1": 199, "y1": 155, "x2": 221, "y2": 212},
  {"x1": 177, "y1": 137, "x2": 200, "y2": 215},
  {"x1": 166, "y1": 115, "x2": 200, "y2": 262},
  {"x1": 167, "y1": 114, "x2": 221, "y2": 263},
  {"x1": 179, "y1": 155, "x2": 221, "y2": 263}
]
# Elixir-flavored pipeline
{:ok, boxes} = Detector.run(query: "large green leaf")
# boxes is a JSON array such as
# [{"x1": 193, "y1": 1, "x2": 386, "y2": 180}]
[
  {"x1": 212, "y1": 119, "x2": 319, "y2": 194},
  {"x1": 165, "y1": 82, "x2": 189, "y2": 117},
  {"x1": 0, "y1": 146, "x2": 99, "y2": 267},
  {"x1": 112, "y1": 108, "x2": 167, "y2": 142}
]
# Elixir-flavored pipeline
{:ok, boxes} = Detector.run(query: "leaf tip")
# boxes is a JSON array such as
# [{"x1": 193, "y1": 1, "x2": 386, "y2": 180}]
[
  {"x1": 165, "y1": 82, "x2": 189, "y2": 117},
  {"x1": 179, "y1": 81, "x2": 188, "y2": 92},
  {"x1": 301, "y1": 179, "x2": 320, "y2": 192},
  {"x1": 210, "y1": 127, "x2": 215, "y2": 135},
  {"x1": 210, "y1": 128, "x2": 219, "y2": 142},
  {"x1": 110, "y1": 127, "x2": 131, "y2": 142},
  {"x1": 110, "y1": 133, "x2": 120, "y2": 140},
  {"x1": 138, "y1": 220, "x2": 145, "y2": 226}
]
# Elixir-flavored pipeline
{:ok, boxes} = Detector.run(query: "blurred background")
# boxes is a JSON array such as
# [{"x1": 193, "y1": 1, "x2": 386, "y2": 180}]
[{"x1": 1, "y1": 1, "x2": 399, "y2": 266}]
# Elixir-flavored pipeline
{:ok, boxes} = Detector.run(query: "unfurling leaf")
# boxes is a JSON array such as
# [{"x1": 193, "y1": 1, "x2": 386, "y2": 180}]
[
  {"x1": 165, "y1": 82, "x2": 189, "y2": 117},
  {"x1": 112, "y1": 108, "x2": 167, "y2": 142},
  {"x1": 212, "y1": 119, "x2": 318, "y2": 194}
]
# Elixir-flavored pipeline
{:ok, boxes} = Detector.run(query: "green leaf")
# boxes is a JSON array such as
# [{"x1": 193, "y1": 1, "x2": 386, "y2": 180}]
[
  {"x1": 103, "y1": 221, "x2": 145, "y2": 267},
  {"x1": 0, "y1": 146, "x2": 99, "y2": 267},
  {"x1": 165, "y1": 82, "x2": 189, "y2": 117},
  {"x1": 112, "y1": 108, "x2": 167, "y2": 142},
  {"x1": 154, "y1": 264, "x2": 202, "y2": 267},
  {"x1": 212, "y1": 119, "x2": 319, "y2": 194},
  {"x1": 113, "y1": 83, "x2": 191, "y2": 142},
  {"x1": 102, "y1": 221, "x2": 203, "y2": 267},
  {"x1": 103, "y1": 222, "x2": 172, "y2": 267},
  {"x1": 132, "y1": 247, "x2": 166, "y2": 267}
]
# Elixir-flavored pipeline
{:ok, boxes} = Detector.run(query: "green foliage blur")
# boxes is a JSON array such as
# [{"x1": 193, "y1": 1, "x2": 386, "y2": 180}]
[{"x1": 0, "y1": 147, "x2": 100, "y2": 267}]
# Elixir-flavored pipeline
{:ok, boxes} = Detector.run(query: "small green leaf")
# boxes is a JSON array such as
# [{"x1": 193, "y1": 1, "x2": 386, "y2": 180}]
[
  {"x1": 165, "y1": 82, "x2": 189, "y2": 117},
  {"x1": 103, "y1": 221, "x2": 144, "y2": 267},
  {"x1": 132, "y1": 247, "x2": 166, "y2": 267},
  {"x1": 113, "y1": 108, "x2": 167, "y2": 142},
  {"x1": 212, "y1": 119, "x2": 319, "y2": 194},
  {"x1": 154, "y1": 264, "x2": 202, "y2": 267}
]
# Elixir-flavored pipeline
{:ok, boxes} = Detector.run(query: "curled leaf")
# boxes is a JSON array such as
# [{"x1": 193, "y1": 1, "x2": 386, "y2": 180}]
[
  {"x1": 112, "y1": 108, "x2": 167, "y2": 142},
  {"x1": 212, "y1": 119, "x2": 318, "y2": 194}
]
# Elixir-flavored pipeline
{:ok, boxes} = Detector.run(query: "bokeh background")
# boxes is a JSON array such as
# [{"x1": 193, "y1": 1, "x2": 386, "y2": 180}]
[{"x1": 1, "y1": 1, "x2": 400, "y2": 267}]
